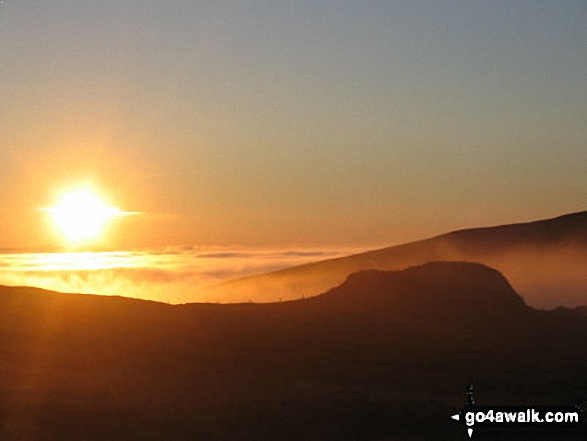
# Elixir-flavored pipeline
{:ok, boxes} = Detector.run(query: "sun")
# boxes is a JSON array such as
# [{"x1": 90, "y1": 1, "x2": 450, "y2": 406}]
[{"x1": 40, "y1": 186, "x2": 128, "y2": 246}]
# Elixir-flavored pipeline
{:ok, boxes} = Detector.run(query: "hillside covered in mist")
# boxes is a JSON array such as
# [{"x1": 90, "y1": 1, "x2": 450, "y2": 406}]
[{"x1": 200, "y1": 211, "x2": 587, "y2": 309}]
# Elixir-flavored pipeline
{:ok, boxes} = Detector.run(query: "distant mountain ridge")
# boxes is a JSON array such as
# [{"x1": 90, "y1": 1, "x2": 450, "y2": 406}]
[
  {"x1": 445, "y1": 210, "x2": 587, "y2": 250},
  {"x1": 199, "y1": 211, "x2": 587, "y2": 308}
]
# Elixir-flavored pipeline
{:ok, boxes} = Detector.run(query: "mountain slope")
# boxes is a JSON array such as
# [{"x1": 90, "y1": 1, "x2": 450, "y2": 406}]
[
  {"x1": 199, "y1": 211, "x2": 587, "y2": 308},
  {"x1": 1, "y1": 262, "x2": 585, "y2": 440}
]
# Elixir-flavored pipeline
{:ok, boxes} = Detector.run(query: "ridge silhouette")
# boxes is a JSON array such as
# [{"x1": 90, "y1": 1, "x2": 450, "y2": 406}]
[
  {"x1": 200, "y1": 211, "x2": 587, "y2": 308},
  {"x1": 0, "y1": 262, "x2": 585, "y2": 440}
]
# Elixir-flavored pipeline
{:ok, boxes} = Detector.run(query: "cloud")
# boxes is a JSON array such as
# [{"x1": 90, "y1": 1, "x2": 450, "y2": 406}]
[{"x1": 0, "y1": 247, "x2": 360, "y2": 304}]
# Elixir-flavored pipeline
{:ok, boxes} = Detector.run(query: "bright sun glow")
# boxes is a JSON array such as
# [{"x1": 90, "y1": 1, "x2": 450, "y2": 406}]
[{"x1": 40, "y1": 187, "x2": 127, "y2": 246}]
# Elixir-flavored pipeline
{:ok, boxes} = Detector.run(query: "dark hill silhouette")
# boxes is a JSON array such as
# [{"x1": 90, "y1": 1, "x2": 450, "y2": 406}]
[
  {"x1": 199, "y1": 211, "x2": 587, "y2": 308},
  {"x1": 1, "y1": 262, "x2": 585, "y2": 440},
  {"x1": 308, "y1": 262, "x2": 529, "y2": 321}
]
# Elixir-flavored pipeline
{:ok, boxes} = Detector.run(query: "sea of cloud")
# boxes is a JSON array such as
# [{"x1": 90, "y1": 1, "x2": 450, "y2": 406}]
[{"x1": 0, "y1": 247, "x2": 363, "y2": 304}]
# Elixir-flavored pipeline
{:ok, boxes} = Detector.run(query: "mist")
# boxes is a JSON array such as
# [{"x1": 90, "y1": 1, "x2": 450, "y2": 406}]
[{"x1": 0, "y1": 248, "x2": 361, "y2": 304}]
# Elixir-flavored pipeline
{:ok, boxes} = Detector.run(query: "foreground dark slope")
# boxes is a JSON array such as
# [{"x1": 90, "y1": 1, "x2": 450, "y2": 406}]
[
  {"x1": 1, "y1": 262, "x2": 586, "y2": 440},
  {"x1": 200, "y1": 211, "x2": 587, "y2": 308}
]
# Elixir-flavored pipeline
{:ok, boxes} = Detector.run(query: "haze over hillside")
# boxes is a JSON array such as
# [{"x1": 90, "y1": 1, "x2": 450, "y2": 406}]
[
  {"x1": 1, "y1": 262, "x2": 585, "y2": 440},
  {"x1": 200, "y1": 211, "x2": 587, "y2": 309}
]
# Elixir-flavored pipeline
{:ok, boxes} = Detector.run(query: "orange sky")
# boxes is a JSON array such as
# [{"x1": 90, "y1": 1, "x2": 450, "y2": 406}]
[{"x1": 1, "y1": 2, "x2": 586, "y2": 251}]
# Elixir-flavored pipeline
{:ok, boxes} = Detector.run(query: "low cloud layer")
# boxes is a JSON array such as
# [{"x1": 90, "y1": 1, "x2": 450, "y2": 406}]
[{"x1": 0, "y1": 248, "x2": 362, "y2": 304}]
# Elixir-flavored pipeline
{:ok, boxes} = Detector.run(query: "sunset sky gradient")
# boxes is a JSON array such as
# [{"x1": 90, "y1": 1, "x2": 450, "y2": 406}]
[{"x1": 1, "y1": 1, "x2": 586, "y2": 251}]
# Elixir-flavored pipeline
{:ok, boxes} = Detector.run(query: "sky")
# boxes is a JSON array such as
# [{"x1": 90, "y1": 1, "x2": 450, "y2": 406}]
[{"x1": 1, "y1": 0, "x2": 586, "y2": 251}]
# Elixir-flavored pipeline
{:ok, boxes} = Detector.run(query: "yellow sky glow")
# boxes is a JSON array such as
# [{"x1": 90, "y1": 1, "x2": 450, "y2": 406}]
[{"x1": 39, "y1": 186, "x2": 134, "y2": 247}]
